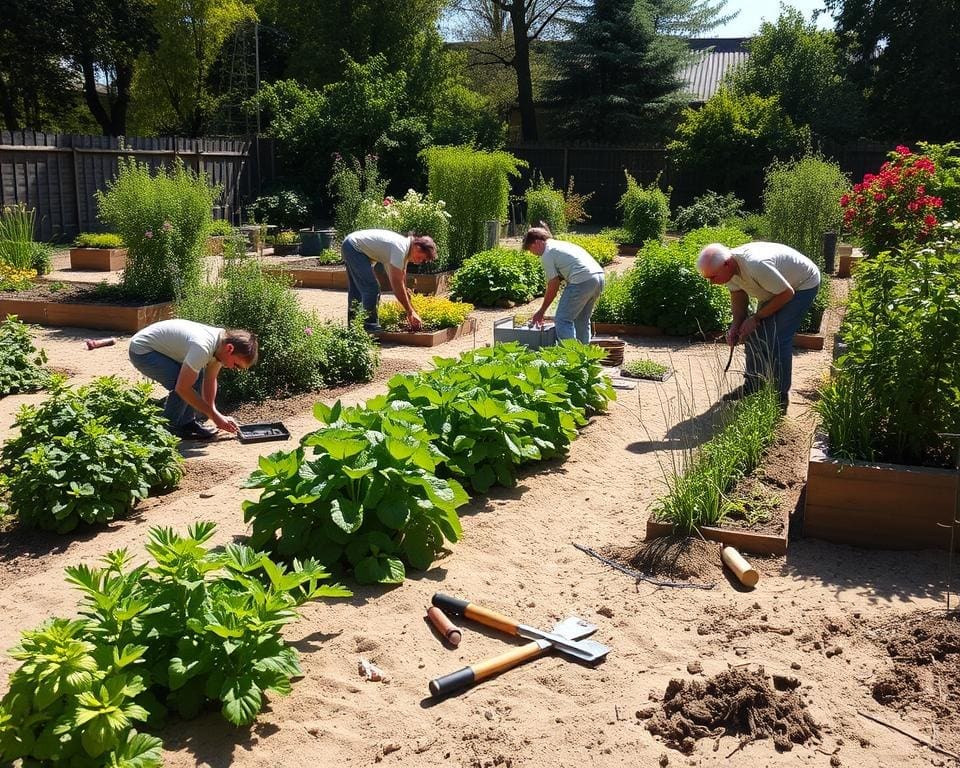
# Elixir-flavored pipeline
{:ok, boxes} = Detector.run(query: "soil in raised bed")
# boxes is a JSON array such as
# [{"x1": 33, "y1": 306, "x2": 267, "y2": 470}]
[
  {"x1": 269, "y1": 257, "x2": 343, "y2": 270},
  {"x1": 4, "y1": 282, "x2": 157, "y2": 307},
  {"x1": 640, "y1": 666, "x2": 821, "y2": 755},
  {"x1": 862, "y1": 610, "x2": 960, "y2": 754}
]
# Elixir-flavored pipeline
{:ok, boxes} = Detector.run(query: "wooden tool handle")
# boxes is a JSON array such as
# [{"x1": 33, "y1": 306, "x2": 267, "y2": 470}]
[
  {"x1": 431, "y1": 593, "x2": 519, "y2": 636},
  {"x1": 429, "y1": 642, "x2": 545, "y2": 698}
]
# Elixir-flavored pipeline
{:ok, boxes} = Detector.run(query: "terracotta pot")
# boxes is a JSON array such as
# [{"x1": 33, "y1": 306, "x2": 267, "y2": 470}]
[{"x1": 591, "y1": 337, "x2": 625, "y2": 366}]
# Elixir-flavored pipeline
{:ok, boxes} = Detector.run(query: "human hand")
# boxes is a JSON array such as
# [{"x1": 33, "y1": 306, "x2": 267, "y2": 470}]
[
  {"x1": 726, "y1": 325, "x2": 739, "y2": 346},
  {"x1": 407, "y1": 311, "x2": 423, "y2": 332},
  {"x1": 213, "y1": 412, "x2": 239, "y2": 434},
  {"x1": 529, "y1": 310, "x2": 545, "y2": 328},
  {"x1": 738, "y1": 315, "x2": 758, "y2": 341}
]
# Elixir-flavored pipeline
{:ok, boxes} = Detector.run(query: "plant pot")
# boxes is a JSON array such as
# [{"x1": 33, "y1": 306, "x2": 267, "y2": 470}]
[
  {"x1": 493, "y1": 318, "x2": 556, "y2": 350},
  {"x1": 591, "y1": 337, "x2": 625, "y2": 366},
  {"x1": 272, "y1": 243, "x2": 300, "y2": 256},
  {"x1": 837, "y1": 253, "x2": 864, "y2": 278},
  {"x1": 299, "y1": 229, "x2": 336, "y2": 257}
]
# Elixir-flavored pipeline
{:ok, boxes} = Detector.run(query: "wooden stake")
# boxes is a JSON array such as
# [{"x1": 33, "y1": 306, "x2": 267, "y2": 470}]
[
  {"x1": 721, "y1": 545, "x2": 759, "y2": 587},
  {"x1": 857, "y1": 710, "x2": 960, "y2": 760}
]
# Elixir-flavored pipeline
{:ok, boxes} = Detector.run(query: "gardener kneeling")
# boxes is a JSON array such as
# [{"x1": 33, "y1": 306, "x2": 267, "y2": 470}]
[
  {"x1": 341, "y1": 228, "x2": 437, "y2": 332},
  {"x1": 129, "y1": 319, "x2": 258, "y2": 440},
  {"x1": 696, "y1": 242, "x2": 820, "y2": 408}
]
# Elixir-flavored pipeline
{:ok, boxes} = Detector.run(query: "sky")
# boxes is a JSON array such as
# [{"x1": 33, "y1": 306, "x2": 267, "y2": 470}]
[{"x1": 711, "y1": 0, "x2": 835, "y2": 37}]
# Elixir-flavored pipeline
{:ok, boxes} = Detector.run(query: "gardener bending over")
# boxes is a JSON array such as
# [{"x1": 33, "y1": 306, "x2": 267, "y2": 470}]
[
  {"x1": 129, "y1": 319, "x2": 258, "y2": 440},
  {"x1": 696, "y1": 242, "x2": 820, "y2": 407},
  {"x1": 523, "y1": 226, "x2": 605, "y2": 344},
  {"x1": 341, "y1": 229, "x2": 437, "y2": 332}
]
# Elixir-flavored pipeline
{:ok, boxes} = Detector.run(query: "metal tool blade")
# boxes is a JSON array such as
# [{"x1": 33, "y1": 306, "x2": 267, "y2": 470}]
[{"x1": 517, "y1": 620, "x2": 610, "y2": 662}]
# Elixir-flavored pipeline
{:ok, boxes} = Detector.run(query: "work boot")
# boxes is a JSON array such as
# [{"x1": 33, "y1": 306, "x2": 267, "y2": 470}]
[{"x1": 169, "y1": 420, "x2": 218, "y2": 441}]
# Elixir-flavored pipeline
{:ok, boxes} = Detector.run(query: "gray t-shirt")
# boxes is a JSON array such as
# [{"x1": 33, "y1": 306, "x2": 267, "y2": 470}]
[
  {"x1": 345, "y1": 229, "x2": 412, "y2": 270},
  {"x1": 541, "y1": 238, "x2": 603, "y2": 284},
  {"x1": 728, "y1": 242, "x2": 821, "y2": 302},
  {"x1": 129, "y1": 319, "x2": 224, "y2": 372}
]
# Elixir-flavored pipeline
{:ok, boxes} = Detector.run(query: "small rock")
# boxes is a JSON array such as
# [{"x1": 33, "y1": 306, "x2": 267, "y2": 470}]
[
  {"x1": 760, "y1": 614, "x2": 768, "y2": 622},
  {"x1": 597, "y1": 605, "x2": 614, "y2": 618},
  {"x1": 484, "y1": 711, "x2": 494, "y2": 721},
  {"x1": 735, "y1": 648, "x2": 748, "y2": 657},
  {"x1": 383, "y1": 744, "x2": 401, "y2": 756},
  {"x1": 659, "y1": 754, "x2": 669, "y2": 767},
  {"x1": 686, "y1": 661, "x2": 702, "y2": 675},
  {"x1": 772, "y1": 674, "x2": 800, "y2": 691},
  {"x1": 791, "y1": 661, "x2": 802, "y2": 670},
  {"x1": 199, "y1": 490, "x2": 215, "y2": 498},
  {"x1": 825, "y1": 646, "x2": 843, "y2": 658},
  {"x1": 813, "y1": 641, "x2": 823, "y2": 650},
  {"x1": 635, "y1": 706, "x2": 656, "y2": 719},
  {"x1": 830, "y1": 756, "x2": 841, "y2": 767},
  {"x1": 752, "y1": 602, "x2": 761, "y2": 610}
]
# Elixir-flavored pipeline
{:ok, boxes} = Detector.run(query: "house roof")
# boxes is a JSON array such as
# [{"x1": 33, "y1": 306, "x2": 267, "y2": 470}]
[{"x1": 680, "y1": 38, "x2": 751, "y2": 104}]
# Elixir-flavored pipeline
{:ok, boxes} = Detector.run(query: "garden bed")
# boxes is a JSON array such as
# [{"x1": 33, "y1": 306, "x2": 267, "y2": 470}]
[
  {"x1": 374, "y1": 317, "x2": 477, "y2": 347},
  {"x1": 264, "y1": 259, "x2": 453, "y2": 294},
  {"x1": 594, "y1": 320, "x2": 824, "y2": 349},
  {"x1": 68, "y1": 247, "x2": 127, "y2": 271},
  {"x1": 803, "y1": 434, "x2": 958, "y2": 550},
  {"x1": 0, "y1": 282, "x2": 173, "y2": 332}
]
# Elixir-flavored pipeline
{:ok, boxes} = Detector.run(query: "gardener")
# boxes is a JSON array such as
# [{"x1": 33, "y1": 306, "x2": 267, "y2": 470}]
[
  {"x1": 128, "y1": 319, "x2": 259, "y2": 440},
  {"x1": 341, "y1": 229, "x2": 437, "y2": 332},
  {"x1": 696, "y1": 242, "x2": 820, "y2": 407},
  {"x1": 523, "y1": 226, "x2": 605, "y2": 344}
]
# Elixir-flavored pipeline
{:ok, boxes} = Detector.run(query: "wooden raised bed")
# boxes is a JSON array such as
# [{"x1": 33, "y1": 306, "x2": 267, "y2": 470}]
[
  {"x1": 69, "y1": 247, "x2": 127, "y2": 271},
  {"x1": 593, "y1": 321, "x2": 825, "y2": 349},
  {"x1": 804, "y1": 434, "x2": 958, "y2": 550},
  {"x1": 837, "y1": 252, "x2": 864, "y2": 278},
  {"x1": 374, "y1": 317, "x2": 477, "y2": 347},
  {"x1": 618, "y1": 244, "x2": 641, "y2": 257},
  {"x1": 0, "y1": 295, "x2": 173, "y2": 332},
  {"x1": 264, "y1": 263, "x2": 453, "y2": 295},
  {"x1": 645, "y1": 518, "x2": 788, "y2": 556}
]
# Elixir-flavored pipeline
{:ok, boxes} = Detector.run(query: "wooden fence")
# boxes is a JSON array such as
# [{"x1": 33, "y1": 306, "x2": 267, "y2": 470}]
[{"x1": 0, "y1": 132, "x2": 275, "y2": 241}]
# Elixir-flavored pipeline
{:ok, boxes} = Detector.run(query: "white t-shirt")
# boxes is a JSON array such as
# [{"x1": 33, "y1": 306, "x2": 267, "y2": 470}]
[
  {"x1": 727, "y1": 242, "x2": 821, "y2": 303},
  {"x1": 130, "y1": 319, "x2": 224, "y2": 372},
  {"x1": 346, "y1": 229, "x2": 412, "y2": 270},
  {"x1": 541, "y1": 238, "x2": 604, "y2": 285}
]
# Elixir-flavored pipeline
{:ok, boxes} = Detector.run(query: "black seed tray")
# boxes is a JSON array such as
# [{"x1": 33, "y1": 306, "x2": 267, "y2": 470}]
[{"x1": 237, "y1": 422, "x2": 291, "y2": 444}]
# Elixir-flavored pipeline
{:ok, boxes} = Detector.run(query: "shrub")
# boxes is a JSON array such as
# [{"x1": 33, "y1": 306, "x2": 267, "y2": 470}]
[
  {"x1": 0, "y1": 263, "x2": 37, "y2": 292},
  {"x1": 763, "y1": 154, "x2": 847, "y2": 266},
  {"x1": 599, "y1": 226, "x2": 631, "y2": 244},
  {"x1": 841, "y1": 145, "x2": 943, "y2": 256},
  {"x1": 618, "y1": 171, "x2": 670, "y2": 244},
  {"x1": 672, "y1": 190, "x2": 745, "y2": 233},
  {"x1": 524, "y1": 174, "x2": 567, "y2": 234},
  {"x1": 918, "y1": 141, "x2": 960, "y2": 221},
  {"x1": 354, "y1": 189, "x2": 452, "y2": 271},
  {"x1": 97, "y1": 158, "x2": 219, "y2": 302},
  {"x1": 273, "y1": 229, "x2": 299, "y2": 246},
  {"x1": 450, "y1": 247, "x2": 545, "y2": 306},
  {"x1": 0, "y1": 204, "x2": 50, "y2": 275},
  {"x1": 0, "y1": 315, "x2": 50, "y2": 396},
  {"x1": 177, "y1": 250, "x2": 378, "y2": 403},
  {"x1": 208, "y1": 218, "x2": 235, "y2": 236},
  {"x1": 561, "y1": 233, "x2": 618, "y2": 266},
  {"x1": 593, "y1": 226, "x2": 749, "y2": 334},
  {"x1": 250, "y1": 188, "x2": 310, "y2": 230},
  {"x1": 563, "y1": 176, "x2": 594, "y2": 226},
  {"x1": 329, "y1": 153, "x2": 388, "y2": 242},
  {"x1": 378, "y1": 294, "x2": 473, "y2": 331},
  {"x1": 0, "y1": 377, "x2": 184, "y2": 532},
  {"x1": 726, "y1": 212, "x2": 768, "y2": 239},
  {"x1": 315, "y1": 247, "x2": 342, "y2": 265},
  {"x1": 74, "y1": 232, "x2": 124, "y2": 248},
  {"x1": 423, "y1": 145, "x2": 525, "y2": 268}
]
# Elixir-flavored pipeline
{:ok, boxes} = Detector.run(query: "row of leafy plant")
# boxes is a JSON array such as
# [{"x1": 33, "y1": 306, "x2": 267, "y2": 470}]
[
  {"x1": 0, "y1": 522, "x2": 350, "y2": 767},
  {"x1": 652, "y1": 384, "x2": 783, "y2": 533},
  {"x1": 0, "y1": 315, "x2": 50, "y2": 396},
  {"x1": 241, "y1": 341, "x2": 615, "y2": 584}
]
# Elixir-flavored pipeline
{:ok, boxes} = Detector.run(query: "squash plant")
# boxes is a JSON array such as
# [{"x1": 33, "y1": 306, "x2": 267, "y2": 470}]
[
  {"x1": 243, "y1": 401, "x2": 469, "y2": 584},
  {"x1": 0, "y1": 377, "x2": 184, "y2": 532},
  {"x1": 0, "y1": 314, "x2": 50, "y2": 396}
]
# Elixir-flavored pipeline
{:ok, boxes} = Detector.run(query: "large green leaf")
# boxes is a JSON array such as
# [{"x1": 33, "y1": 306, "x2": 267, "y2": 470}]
[
  {"x1": 354, "y1": 555, "x2": 405, "y2": 585},
  {"x1": 330, "y1": 497, "x2": 363, "y2": 533},
  {"x1": 221, "y1": 675, "x2": 263, "y2": 726},
  {"x1": 375, "y1": 497, "x2": 410, "y2": 529}
]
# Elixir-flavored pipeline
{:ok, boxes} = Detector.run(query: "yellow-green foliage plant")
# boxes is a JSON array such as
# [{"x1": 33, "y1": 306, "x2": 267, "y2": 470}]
[
  {"x1": 561, "y1": 233, "x2": 618, "y2": 266},
  {"x1": 378, "y1": 294, "x2": 474, "y2": 332}
]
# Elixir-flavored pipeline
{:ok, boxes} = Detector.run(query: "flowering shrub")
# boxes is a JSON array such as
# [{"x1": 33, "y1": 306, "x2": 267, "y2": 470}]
[
  {"x1": 841, "y1": 146, "x2": 943, "y2": 256},
  {"x1": 378, "y1": 294, "x2": 473, "y2": 332},
  {"x1": 0, "y1": 263, "x2": 37, "y2": 292},
  {"x1": 354, "y1": 189, "x2": 452, "y2": 271}
]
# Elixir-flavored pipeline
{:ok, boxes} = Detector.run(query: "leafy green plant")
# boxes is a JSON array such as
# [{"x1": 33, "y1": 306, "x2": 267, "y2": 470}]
[
  {"x1": 251, "y1": 188, "x2": 310, "y2": 230},
  {"x1": 672, "y1": 190, "x2": 745, "y2": 233},
  {"x1": 0, "y1": 618, "x2": 162, "y2": 767},
  {"x1": 329, "y1": 153, "x2": 388, "y2": 242},
  {"x1": 653, "y1": 384, "x2": 782, "y2": 532},
  {"x1": 450, "y1": 247, "x2": 545, "y2": 306},
  {"x1": 178, "y1": 251, "x2": 378, "y2": 403},
  {"x1": 563, "y1": 176, "x2": 594, "y2": 226},
  {"x1": 763, "y1": 154, "x2": 847, "y2": 266},
  {"x1": 0, "y1": 315, "x2": 50, "y2": 396},
  {"x1": 621, "y1": 359, "x2": 669, "y2": 380},
  {"x1": 97, "y1": 158, "x2": 220, "y2": 302},
  {"x1": 0, "y1": 263, "x2": 37, "y2": 292},
  {"x1": 314, "y1": 247, "x2": 342, "y2": 265},
  {"x1": 599, "y1": 227, "x2": 631, "y2": 244},
  {"x1": 618, "y1": 170, "x2": 670, "y2": 244},
  {"x1": 0, "y1": 203, "x2": 42, "y2": 271},
  {"x1": 74, "y1": 232, "x2": 125, "y2": 249},
  {"x1": 524, "y1": 173, "x2": 567, "y2": 234},
  {"x1": 377, "y1": 294, "x2": 473, "y2": 332},
  {"x1": 561, "y1": 233, "x2": 618, "y2": 266},
  {"x1": 353, "y1": 189, "x2": 452, "y2": 271},
  {"x1": 208, "y1": 218, "x2": 235, "y2": 237},
  {"x1": 273, "y1": 229, "x2": 299, "y2": 247},
  {"x1": 423, "y1": 146, "x2": 525, "y2": 268},
  {"x1": 0, "y1": 377, "x2": 184, "y2": 532}
]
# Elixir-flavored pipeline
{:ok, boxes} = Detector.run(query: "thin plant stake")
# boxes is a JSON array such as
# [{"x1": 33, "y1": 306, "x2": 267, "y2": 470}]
[
  {"x1": 938, "y1": 432, "x2": 960, "y2": 612},
  {"x1": 572, "y1": 542, "x2": 715, "y2": 590}
]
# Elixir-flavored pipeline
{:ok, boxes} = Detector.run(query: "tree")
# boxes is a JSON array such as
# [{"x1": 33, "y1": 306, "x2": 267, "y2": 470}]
[
  {"x1": 730, "y1": 7, "x2": 863, "y2": 143},
  {"x1": 824, "y1": 0, "x2": 960, "y2": 142}
]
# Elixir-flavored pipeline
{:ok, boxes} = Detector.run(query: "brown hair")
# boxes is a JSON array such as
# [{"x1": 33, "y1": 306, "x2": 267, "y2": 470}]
[
  {"x1": 224, "y1": 329, "x2": 259, "y2": 365},
  {"x1": 410, "y1": 234, "x2": 437, "y2": 260},
  {"x1": 522, "y1": 226, "x2": 551, "y2": 251}
]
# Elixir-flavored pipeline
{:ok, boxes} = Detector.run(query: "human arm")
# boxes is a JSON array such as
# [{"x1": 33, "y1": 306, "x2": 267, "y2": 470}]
[
  {"x1": 175, "y1": 362, "x2": 238, "y2": 434},
  {"x1": 530, "y1": 277, "x2": 562, "y2": 327},
  {"x1": 727, "y1": 290, "x2": 749, "y2": 345},
  {"x1": 388, "y1": 265, "x2": 422, "y2": 331},
  {"x1": 737, "y1": 287, "x2": 795, "y2": 341}
]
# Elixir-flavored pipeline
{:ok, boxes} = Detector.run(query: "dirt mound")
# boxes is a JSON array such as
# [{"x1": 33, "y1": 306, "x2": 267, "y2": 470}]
[
  {"x1": 644, "y1": 667, "x2": 820, "y2": 754},
  {"x1": 621, "y1": 536, "x2": 723, "y2": 582}
]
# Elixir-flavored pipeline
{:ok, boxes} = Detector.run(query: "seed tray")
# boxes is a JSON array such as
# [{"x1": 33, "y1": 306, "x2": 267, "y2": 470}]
[{"x1": 237, "y1": 422, "x2": 291, "y2": 444}]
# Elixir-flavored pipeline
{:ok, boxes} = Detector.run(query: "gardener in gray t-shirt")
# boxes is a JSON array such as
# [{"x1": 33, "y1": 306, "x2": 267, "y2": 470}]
[
  {"x1": 523, "y1": 227, "x2": 606, "y2": 344},
  {"x1": 341, "y1": 229, "x2": 438, "y2": 332},
  {"x1": 696, "y1": 241, "x2": 821, "y2": 407},
  {"x1": 129, "y1": 319, "x2": 259, "y2": 440}
]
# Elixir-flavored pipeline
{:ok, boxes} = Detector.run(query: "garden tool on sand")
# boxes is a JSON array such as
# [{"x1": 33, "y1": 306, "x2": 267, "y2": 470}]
[{"x1": 428, "y1": 593, "x2": 610, "y2": 698}]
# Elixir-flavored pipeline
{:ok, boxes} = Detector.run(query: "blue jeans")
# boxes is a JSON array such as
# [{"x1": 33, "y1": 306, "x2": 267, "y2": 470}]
[
  {"x1": 745, "y1": 286, "x2": 818, "y2": 403},
  {"x1": 342, "y1": 239, "x2": 384, "y2": 329},
  {"x1": 129, "y1": 349, "x2": 204, "y2": 427},
  {"x1": 555, "y1": 273, "x2": 605, "y2": 344}
]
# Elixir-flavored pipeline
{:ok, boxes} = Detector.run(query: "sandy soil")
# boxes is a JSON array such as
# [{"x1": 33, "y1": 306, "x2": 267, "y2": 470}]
[{"x1": 1, "y1": 273, "x2": 957, "y2": 768}]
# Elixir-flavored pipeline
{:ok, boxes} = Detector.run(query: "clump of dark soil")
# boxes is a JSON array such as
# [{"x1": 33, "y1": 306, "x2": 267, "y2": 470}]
[
  {"x1": 617, "y1": 536, "x2": 723, "y2": 582},
  {"x1": 644, "y1": 667, "x2": 820, "y2": 754}
]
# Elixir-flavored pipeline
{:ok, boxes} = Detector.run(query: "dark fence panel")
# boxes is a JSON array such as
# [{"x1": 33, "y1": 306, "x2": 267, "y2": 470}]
[
  {"x1": 507, "y1": 142, "x2": 892, "y2": 227},
  {"x1": 0, "y1": 132, "x2": 275, "y2": 241}
]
